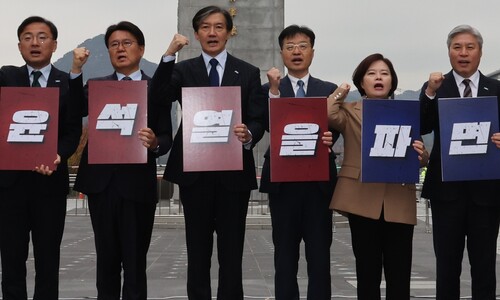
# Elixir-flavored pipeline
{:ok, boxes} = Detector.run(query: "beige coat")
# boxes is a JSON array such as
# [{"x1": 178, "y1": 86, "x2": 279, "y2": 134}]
[{"x1": 328, "y1": 96, "x2": 417, "y2": 225}]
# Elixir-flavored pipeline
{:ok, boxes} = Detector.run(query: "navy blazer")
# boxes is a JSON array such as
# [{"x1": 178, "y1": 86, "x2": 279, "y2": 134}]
[
  {"x1": 150, "y1": 54, "x2": 268, "y2": 191},
  {"x1": 419, "y1": 70, "x2": 500, "y2": 206},
  {"x1": 70, "y1": 72, "x2": 172, "y2": 202},
  {"x1": 0, "y1": 65, "x2": 81, "y2": 195},
  {"x1": 259, "y1": 75, "x2": 338, "y2": 194}
]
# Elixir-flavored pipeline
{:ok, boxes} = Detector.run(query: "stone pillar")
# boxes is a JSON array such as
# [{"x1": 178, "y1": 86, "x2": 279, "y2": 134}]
[
  {"x1": 177, "y1": 0, "x2": 284, "y2": 80},
  {"x1": 176, "y1": 0, "x2": 284, "y2": 185}
]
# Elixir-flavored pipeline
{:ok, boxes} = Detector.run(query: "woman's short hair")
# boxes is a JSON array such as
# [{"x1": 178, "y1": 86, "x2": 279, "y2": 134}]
[{"x1": 352, "y1": 53, "x2": 398, "y2": 98}]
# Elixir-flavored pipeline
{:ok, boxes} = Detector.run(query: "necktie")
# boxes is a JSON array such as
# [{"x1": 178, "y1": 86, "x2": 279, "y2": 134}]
[
  {"x1": 296, "y1": 80, "x2": 306, "y2": 97},
  {"x1": 463, "y1": 79, "x2": 472, "y2": 97},
  {"x1": 32, "y1": 71, "x2": 42, "y2": 87},
  {"x1": 209, "y1": 58, "x2": 219, "y2": 87},
  {"x1": 122, "y1": 76, "x2": 132, "y2": 81}
]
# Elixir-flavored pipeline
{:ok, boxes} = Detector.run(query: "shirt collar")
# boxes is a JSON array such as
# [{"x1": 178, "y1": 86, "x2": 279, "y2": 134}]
[
  {"x1": 453, "y1": 70, "x2": 480, "y2": 89},
  {"x1": 116, "y1": 69, "x2": 142, "y2": 81},
  {"x1": 201, "y1": 50, "x2": 227, "y2": 71},
  {"x1": 27, "y1": 64, "x2": 52, "y2": 82},
  {"x1": 288, "y1": 73, "x2": 311, "y2": 89}
]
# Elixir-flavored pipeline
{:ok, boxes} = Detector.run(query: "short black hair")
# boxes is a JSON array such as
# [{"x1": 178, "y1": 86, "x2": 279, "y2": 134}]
[
  {"x1": 278, "y1": 25, "x2": 315, "y2": 49},
  {"x1": 104, "y1": 21, "x2": 145, "y2": 48},
  {"x1": 352, "y1": 53, "x2": 398, "y2": 98},
  {"x1": 17, "y1": 16, "x2": 58, "y2": 41},
  {"x1": 192, "y1": 6, "x2": 233, "y2": 32}
]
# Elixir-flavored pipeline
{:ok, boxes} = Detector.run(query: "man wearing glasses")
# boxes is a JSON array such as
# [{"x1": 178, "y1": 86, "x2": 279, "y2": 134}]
[
  {"x1": 70, "y1": 21, "x2": 172, "y2": 299},
  {"x1": 0, "y1": 16, "x2": 82, "y2": 299},
  {"x1": 261, "y1": 25, "x2": 338, "y2": 299}
]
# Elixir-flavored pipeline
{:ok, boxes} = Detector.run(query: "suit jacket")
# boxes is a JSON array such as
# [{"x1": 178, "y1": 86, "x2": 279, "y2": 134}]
[
  {"x1": 327, "y1": 97, "x2": 417, "y2": 225},
  {"x1": 70, "y1": 72, "x2": 172, "y2": 202},
  {"x1": 419, "y1": 70, "x2": 500, "y2": 206},
  {"x1": 0, "y1": 65, "x2": 81, "y2": 195},
  {"x1": 259, "y1": 75, "x2": 338, "y2": 195},
  {"x1": 150, "y1": 54, "x2": 267, "y2": 191}
]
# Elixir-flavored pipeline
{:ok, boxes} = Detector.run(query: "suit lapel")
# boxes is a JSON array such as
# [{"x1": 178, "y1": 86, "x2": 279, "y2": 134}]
[
  {"x1": 20, "y1": 65, "x2": 30, "y2": 87},
  {"x1": 193, "y1": 55, "x2": 210, "y2": 86},
  {"x1": 221, "y1": 54, "x2": 239, "y2": 86},
  {"x1": 477, "y1": 73, "x2": 493, "y2": 96},
  {"x1": 280, "y1": 76, "x2": 295, "y2": 97},
  {"x1": 440, "y1": 71, "x2": 461, "y2": 98},
  {"x1": 307, "y1": 76, "x2": 319, "y2": 97},
  {"x1": 46, "y1": 66, "x2": 63, "y2": 88},
  {"x1": 140, "y1": 70, "x2": 151, "y2": 81}
]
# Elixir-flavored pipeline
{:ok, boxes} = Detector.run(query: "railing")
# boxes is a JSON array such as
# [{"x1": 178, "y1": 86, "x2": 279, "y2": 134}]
[
  {"x1": 67, "y1": 174, "x2": 271, "y2": 217},
  {"x1": 67, "y1": 175, "x2": 432, "y2": 232}
]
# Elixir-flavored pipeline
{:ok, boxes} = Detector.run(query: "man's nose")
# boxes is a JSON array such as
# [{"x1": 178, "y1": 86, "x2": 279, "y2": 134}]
[
  {"x1": 208, "y1": 26, "x2": 217, "y2": 35},
  {"x1": 31, "y1": 37, "x2": 41, "y2": 45},
  {"x1": 117, "y1": 42, "x2": 126, "y2": 50}
]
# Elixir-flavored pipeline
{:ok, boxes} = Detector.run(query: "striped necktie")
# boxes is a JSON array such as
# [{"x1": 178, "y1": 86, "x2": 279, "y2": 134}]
[{"x1": 463, "y1": 79, "x2": 472, "y2": 97}]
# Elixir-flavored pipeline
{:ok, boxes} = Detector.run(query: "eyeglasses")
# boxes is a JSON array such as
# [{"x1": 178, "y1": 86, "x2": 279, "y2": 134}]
[
  {"x1": 283, "y1": 42, "x2": 311, "y2": 52},
  {"x1": 109, "y1": 39, "x2": 137, "y2": 50},
  {"x1": 20, "y1": 33, "x2": 52, "y2": 44}
]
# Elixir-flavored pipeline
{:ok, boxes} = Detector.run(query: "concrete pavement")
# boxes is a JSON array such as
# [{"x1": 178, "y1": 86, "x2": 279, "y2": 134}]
[{"x1": 3, "y1": 200, "x2": 500, "y2": 299}]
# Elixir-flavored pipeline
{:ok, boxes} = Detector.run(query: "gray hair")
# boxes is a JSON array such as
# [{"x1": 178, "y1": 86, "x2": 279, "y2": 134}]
[{"x1": 447, "y1": 25, "x2": 483, "y2": 49}]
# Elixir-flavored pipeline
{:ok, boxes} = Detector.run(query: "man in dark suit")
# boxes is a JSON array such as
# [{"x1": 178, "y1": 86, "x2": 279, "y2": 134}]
[
  {"x1": 69, "y1": 21, "x2": 172, "y2": 299},
  {"x1": 0, "y1": 16, "x2": 82, "y2": 300},
  {"x1": 150, "y1": 6, "x2": 267, "y2": 300},
  {"x1": 260, "y1": 25, "x2": 337, "y2": 300},
  {"x1": 419, "y1": 24, "x2": 500, "y2": 300}
]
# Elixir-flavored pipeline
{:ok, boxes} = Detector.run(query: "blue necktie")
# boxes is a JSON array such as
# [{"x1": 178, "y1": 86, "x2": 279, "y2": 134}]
[
  {"x1": 209, "y1": 58, "x2": 219, "y2": 87},
  {"x1": 122, "y1": 76, "x2": 132, "y2": 81},
  {"x1": 296, "y1": 80, "x2": 306, "y2": 97},
  {"x1": 32, "y1": 71, "x2": 42, "y2": 87}
]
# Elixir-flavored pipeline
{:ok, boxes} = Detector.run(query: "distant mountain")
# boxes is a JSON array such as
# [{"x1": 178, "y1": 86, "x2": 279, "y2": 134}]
[
  {"x1": 395, "y1": 89, "x2": 421, "y2": 100},
  {"x1": 53, "y1": 34, "x2": 158, "y2": 82},
  {"x1": 345, "y1": 90, "x2": 361, "y2": 102},
  {"x1": 342, "y1": 89, "x2": 421, "y2": 102}
]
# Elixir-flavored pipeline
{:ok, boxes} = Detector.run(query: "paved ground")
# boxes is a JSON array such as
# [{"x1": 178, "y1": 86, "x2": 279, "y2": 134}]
[{"x1": 2, "y1": 200, "x2": 499, "y2": 299}]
